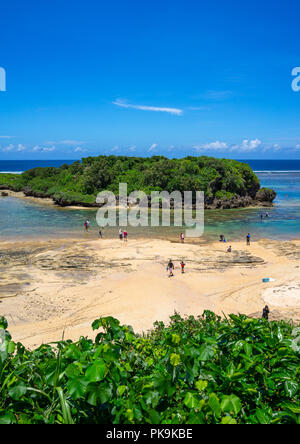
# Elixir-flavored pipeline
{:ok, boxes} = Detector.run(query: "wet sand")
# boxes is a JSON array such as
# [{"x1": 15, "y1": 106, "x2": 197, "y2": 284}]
[{"x1": 0, "y1": 237, "x2": 299, "y2": 349}]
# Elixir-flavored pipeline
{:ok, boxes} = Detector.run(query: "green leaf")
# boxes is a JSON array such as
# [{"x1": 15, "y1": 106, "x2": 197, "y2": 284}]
[
  {"x1": 85, "y1": 359, "x2": 106, "y2": 382},
  {"x1": 208, "y1": 393, "x2": 221, "y2": 418},
  {"x1": 243, "y1": 343, "x2": 252, "y2": 357},
  {"x1": 65, "y1": 363, "x2": 81, "y2": 378},
  {"x1": 170, "y1": 353, "x2": 181, "y2": 366},
  {"x1": 184, "y1": 392, "x2": 198, "y2": 409},
  {"x1": 9, "y1": 382, "x2": 27, "y2": 401},
  {"x1": 171, "y1": 334, "x2": 181, "y2": 345},
  {"x1": 198, "y1": 344, "x2": 214, "y2": 361},
  {"x1": 221, "y1": 416, "x2": 237, "y2": 424},
  {"x1": 117, "y1": 385, "x2": 127, "y2": 396},
  {"x1": 195, "y1": 380, "x2": 208, "y2": 392},
  {"x1": 87, "y1": 389, "x2": 98, "y2": 406},
  {"x1": 56, "y1": 387, "x2": 74, "y2": 424},
  {"x1": 148, "y1": 409, "x2": 161, "y2": 424},
  {"x1": 282, "y1": 402, "x2": 300, "y2": 414},
  {"x1": 256, "y1": 408, "x2": 271, "y2": 424},
  {"x1": 66, "y1": 377, "x2": 89, "y2": 399},
  {"x1": 7, "y1": 341, "x2": 15, "y2": 354},
  {"x1": 221, "y1": 395, "x2": 242, "y2": 415},
  {"x1": 284, "y1": 380, "x2": 298, "y2": 398},
  {"x1": 99, "y1": 383, "x2": 112, "y2": 404},
  {"x1": 0, "y1": 412, "x2": 16, "y2": 424}
]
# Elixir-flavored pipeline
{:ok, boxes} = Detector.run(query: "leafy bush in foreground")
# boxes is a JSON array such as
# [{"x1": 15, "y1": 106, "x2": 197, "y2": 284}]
[{"x1": 0, "y1": 312, "x2": 299, "y2": 424}]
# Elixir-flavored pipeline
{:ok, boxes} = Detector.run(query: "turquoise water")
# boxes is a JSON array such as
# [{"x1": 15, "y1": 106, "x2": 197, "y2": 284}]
[{"x1": 0, "y1": 172, "x2": 300, "y2": 241}]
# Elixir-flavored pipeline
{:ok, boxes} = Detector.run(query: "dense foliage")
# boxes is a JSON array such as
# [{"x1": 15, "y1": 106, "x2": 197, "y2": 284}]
[
  {"x1": 0, "y1": 312, "x2": 299, "y2": 424},
  {"x1": 0, "y1": 156, "x2": 265, "y2": 206}
]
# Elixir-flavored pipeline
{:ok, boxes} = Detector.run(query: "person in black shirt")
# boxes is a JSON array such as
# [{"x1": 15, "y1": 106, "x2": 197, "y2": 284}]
[
  {"x1": 167, "y1": 260, "x2": 174, "y2": 277},
  {"x1": 262, "y1": 305, "x2": 270, "y2": 320}
]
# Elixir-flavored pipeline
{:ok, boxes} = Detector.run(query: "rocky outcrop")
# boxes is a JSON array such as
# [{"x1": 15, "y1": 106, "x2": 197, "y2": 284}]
[
  {"x1": 204, "y1": 190, "x2": 276, "y2": 210},
  {"x1": 255, "y1": 188, "x2": 277, "y2": 203}
]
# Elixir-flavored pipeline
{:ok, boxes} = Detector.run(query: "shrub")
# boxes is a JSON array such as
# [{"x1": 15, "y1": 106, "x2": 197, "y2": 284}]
[{"x1": 0, "y1": 312, "x2": 299, "y2": 424}]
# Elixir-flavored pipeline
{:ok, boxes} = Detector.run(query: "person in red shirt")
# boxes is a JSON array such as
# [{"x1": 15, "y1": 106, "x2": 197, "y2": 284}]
[{"x1": 180, "y1": 261, "x2": 185, "y2": 274}]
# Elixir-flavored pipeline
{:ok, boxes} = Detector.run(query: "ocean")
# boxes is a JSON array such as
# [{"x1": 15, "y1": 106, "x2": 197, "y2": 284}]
[{"x1": 0, "y1": 159, "x2": 300, "y2": 241}]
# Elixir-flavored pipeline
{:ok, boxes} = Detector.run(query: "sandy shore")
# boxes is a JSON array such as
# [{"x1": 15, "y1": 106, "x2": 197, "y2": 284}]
[
  {"x1": 0, "y1": 237, "x2": 299, "y2": 349},
  {"x1": 2, "y1": 190, "x2": 56, "y2": 206},
  {"x1": 1, "y1": 190, "x2": 98, "y2": 210}
]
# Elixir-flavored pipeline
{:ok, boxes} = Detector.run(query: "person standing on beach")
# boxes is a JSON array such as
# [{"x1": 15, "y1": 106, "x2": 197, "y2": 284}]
[
  {"x1": 262, "y1": 305, "x2": 270, "y2": 320},
  {"x1": 180, "y1": 232, "x2": 185, "y2": 243},
  {"x1": 180, "y1": 260, "x2": 185, "y2": 273},
  {"x1": 123, "y1": 230, "x2": 128, "y2": 242},
  {"x1": 99, "y1": 228, "x2": 103, "y2": 238},
  {"x1": 84, "y1": 220, "x2": 89, "y2": 232},
  {"x1": 246, "y1": 233, "x2": 251, "y2": 246},
  {"x1": 119, "y1": 229, "x2": 123, "y2": 240},
  {"x1": 167, "y1": 260, "x2": 174, "y2": 277}
]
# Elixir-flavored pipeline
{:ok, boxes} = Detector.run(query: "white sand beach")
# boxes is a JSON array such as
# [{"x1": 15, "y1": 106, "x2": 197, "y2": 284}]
[{"x1": 0, "y1": 237, "x2": 299, "y2": 348}]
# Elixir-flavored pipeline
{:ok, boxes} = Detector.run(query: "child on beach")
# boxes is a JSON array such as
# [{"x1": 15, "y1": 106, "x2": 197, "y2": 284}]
[
  {"x1": 180, "y1": 233, "x2": 185, "y2": 243},
  {"x1": 119, "y1": 229, "x2": 123, "y2": 240},
  {"x1": 180, "y1": 261, "x2": 185, "y2": 273},
  {"x1": 123, "y1": 230, "x2": 128, "y2": 241},
  {"x1": 246, "y1": 233, "x2": 251, "y2": 246}
]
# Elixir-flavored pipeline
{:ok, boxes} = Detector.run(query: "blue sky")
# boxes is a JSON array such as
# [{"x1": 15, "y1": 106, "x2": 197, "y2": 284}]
[{"x1": 0, "y1": 0, "x2": 300, "y2": 159}]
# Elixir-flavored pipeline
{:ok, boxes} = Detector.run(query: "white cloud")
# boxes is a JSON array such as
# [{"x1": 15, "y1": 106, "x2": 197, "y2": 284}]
[
  {"x1": 41, "y1": 146, "x2": 55, "y2": 152},
  {"x1": 194, "y1": 141, "x2": 228, "y2": 151},
  {"x1": 30, "y1": 145, "x2": 56, "y2": 152},
  {"x1": 0, "y1": 136, "x2": 14, "y2": 139},
  {"x1": 238, "y1": 139, "x2": 262, "y2": 152},
  {"x1": 17, "y1": 144, "x2": 26, "y2": 152},
  {"x1": 1, "y1": 144, "x2": 15, "y2": 152},
  {"x1": 113, "y1": 99, "x2": 183, "y2": 116},
  {"x1": 74, "y1": 146, "x2": 87, "y2": 153},
  {"x1": 193, "y1": 138, "x2": 264, "y2": 153},
  {"x1": 148, "y1": 143, "x2": 158, "y2": 152}
]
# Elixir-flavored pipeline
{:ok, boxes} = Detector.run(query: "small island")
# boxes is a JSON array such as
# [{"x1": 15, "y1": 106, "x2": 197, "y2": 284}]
[{"x1": 0, "y1": 155, "x2": 276, "y2": 209}]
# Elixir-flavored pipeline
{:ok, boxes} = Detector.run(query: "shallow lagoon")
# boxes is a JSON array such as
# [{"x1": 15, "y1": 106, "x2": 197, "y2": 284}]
[{"x1": 0, "y1": 172, "x2": 300, "y2": 241}]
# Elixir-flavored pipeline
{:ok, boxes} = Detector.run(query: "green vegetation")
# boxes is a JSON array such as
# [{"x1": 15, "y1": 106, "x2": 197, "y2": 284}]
[
  {"x1": 0, "y1": 156, "x2": 269, "y2": 207},
  {"x1": 0, "y1": 312, "x2": 299, "y2": 424}
]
